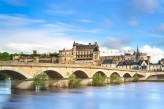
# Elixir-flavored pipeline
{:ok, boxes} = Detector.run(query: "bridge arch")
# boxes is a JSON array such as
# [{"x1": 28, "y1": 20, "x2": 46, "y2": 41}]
[
  {"x1": 73, "y1": 70, "x2": 89, "y2": 79},
  {"x1": 43, "y1": 70, "x2": 64, "y2": 79},
  {"x1": 110, "y1": 72, "x2": 121, "y2": 77},
  {"x1": 147, "y1": 74, "x2": 164, "y2": 80},
  {"x1": 133, "y1": 73, "x2": 145, "y2": 78},
  {"x1": 0, "y1": 70, "x2": 27, "y2": 80},
  {"x1": 93, "y1": 71, "x2": 107, "y2": 77},
  {"x1": 123, "y1": 73, "x2": 132, "y2": 78}
]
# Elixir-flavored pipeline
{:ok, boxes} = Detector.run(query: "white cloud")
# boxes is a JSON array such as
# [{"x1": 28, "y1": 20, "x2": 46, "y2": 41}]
[
  {"x1": 156, "y1": 23, "x2": 164, "y2": 34},
  {"x1": 43, "y1": 22, "x2": 101, "y2": 33},
  {"x1": 140, "y1": 45, "x2": 164, "y2": 63},
  {"x1": 0, "y1": 14, "x2": 44, "y2": 27},
  {"x1": 131, "y1": 0, "x2": 160, "y2": 13},
  {"x1": 0, "y1": 29, "x2": 84, "y2": 54},
  {"x1": 103, "y1": 18, "x2": 112, "y2": 28},
  {"x1": 45, "y1": 4, "x2": 75, "y2": 16},
  {"x1": 128, "y1": 20, "x2": 138, "y2": 27},
  {"x1": 102, "y1": 37, "x2": 131, "y2": 49},
  {"x1": 0, "y1": 14, "x2": 102, "y2": 54}
]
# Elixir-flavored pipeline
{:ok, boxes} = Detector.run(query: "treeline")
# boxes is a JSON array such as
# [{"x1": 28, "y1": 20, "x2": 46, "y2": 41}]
[
  {"x1": 0, "y1": 50, "x2": 59, "y2": 61},
  {"x1": 0, "y1": 52, "x2": 13, "y2": 61}
]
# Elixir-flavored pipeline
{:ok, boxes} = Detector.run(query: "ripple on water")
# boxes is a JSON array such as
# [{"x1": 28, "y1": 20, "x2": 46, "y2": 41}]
[{"x1": 1, "y1": 82, "x2": 164, "y2": 109}]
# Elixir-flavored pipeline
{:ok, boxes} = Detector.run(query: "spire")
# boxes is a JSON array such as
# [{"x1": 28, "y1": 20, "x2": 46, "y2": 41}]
[
  {"x1": 73, "y1": 41, "x2": 75, "y2": 46},
  {"x1": 135, "y1": 45, "x2": 140, "y2": 62},
  {"x1": 137, "y1": 45, "x2": 139, "y2": 53}
]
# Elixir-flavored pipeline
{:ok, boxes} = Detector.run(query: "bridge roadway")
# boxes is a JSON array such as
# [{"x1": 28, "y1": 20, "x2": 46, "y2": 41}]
[{"x1": 0, "y1": 62, "x2": 163, "y2": 80}]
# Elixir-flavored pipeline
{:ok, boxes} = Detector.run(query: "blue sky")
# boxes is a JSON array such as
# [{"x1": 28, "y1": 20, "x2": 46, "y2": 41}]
[{"x1": 0, "y1": 0, "x2": 164, "y2": 62}]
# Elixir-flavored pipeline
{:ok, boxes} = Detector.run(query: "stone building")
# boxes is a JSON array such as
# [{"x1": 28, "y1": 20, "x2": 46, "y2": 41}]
[
  {"x1": 101, "y1": 46, "x2": 151, "y2": 70},
  {"x1": 158, "y1": 58, "x2": 164, "y2": 65},
  {"x1": 117, "y1": 60, "x2": 149, "y2": 70},
  {"x1": 100, "y1": 46, "x2": 151, "y2": 65},
  {"x1": 101, "y1": 59, "x2": 117, "y2": 68},
  {"x1": 149, "y1": 63, "x2": 163, "y2": 71},
  {"x1": 148, "y1": 58, "x2": 164, "y2": 71},
  {"x1": 59, "y1": 41, "x2": 100, "y2": 65},
  {"x1": 13, "y1": 56, "x2": 58, "y2": 63}
]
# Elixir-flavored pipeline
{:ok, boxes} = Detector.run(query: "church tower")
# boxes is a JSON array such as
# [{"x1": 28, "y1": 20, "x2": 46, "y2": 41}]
[{"x1": 135, "y1": 45, "x2": 140, "y2": 62}]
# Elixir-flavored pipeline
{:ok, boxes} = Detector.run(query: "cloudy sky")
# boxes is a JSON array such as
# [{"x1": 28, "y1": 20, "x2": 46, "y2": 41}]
[{"x1": 0, "y1": 0, "x2": 164, "y2": 62}]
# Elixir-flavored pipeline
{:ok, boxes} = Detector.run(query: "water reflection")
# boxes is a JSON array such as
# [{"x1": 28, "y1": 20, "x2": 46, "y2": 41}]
[
  {"x1": 0, "y1": 80, "x2": 11, "y2": 94},
  {"x1": 1, "y1": 82, "x2": 164, "y2": 109}
]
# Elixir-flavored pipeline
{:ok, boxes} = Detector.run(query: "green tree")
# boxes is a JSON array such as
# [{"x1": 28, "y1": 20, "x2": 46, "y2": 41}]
[
  {"x1": 110, "y1": 74, "x2": 122, "y2": 84},
  {"x1": 33, "y1": 50, "x2": 37, "y2": 55},
  {"x1": 92, "y1": 73, "x2": 107, "y2": 86},
  {"x1": 32, "y1": 73, "x2": 49, "y2": 90},
  {"x1": 68, "y1": 74, "x2": 81, "y2": 88},
  {"x1": 133, "y1": 74, "x2": 139, "y2": 82},
  {"x1": 0, "y1": 73, "x2": 10, "y2": 80},
  {"x1": 0, "y1": 52, "x2": 10, "y2": 61}
]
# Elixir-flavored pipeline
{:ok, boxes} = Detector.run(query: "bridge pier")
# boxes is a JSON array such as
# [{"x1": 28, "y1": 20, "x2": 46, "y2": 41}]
[
  {"x1": 50, "y1": 80, "x2": 69, "y2": 88},
  {"x1": 124, "y1": 78, "x2": 133, "y2": 82},
  {"x1": 11, "y1": 80, "x2": 33, "y2": 89},
  {"x1": 11, "y1": 79, "x2": 94, "y2": 89},
  {"x1": 50, "y1": 79, "x2": 93, "y2": 88}
]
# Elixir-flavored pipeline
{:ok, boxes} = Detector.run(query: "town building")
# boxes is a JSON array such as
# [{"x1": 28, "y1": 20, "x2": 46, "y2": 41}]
[
  {"x1": 13, "y1": 56, "x2": 58, "y2": 63},
  {"x1": 101, "y1": 46, "x2": 151, "y2": 70},
  {"x1": 159, "y1": 58, "x2": 164, "y2": 65},
  {"x1": 101, "y1": 59, "x2": 117, "y2": 68},
  {"x1": 149, "y1": 63, "x2": 163, "y2": 71},
  {"x1": 59, "y1": 41, "x2": 100, "y2": 65},
  {"x1": 116, "y1": 60, "x2": 149, "y2": 70}
]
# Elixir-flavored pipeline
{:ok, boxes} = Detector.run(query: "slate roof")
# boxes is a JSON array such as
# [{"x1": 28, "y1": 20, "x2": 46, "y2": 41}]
[
  {"x1": 73, "y1": 42, "x2": 99, "y2": 51},
  {"x1": 117, "y1": 60, "x2": 148, "y2": 66}
]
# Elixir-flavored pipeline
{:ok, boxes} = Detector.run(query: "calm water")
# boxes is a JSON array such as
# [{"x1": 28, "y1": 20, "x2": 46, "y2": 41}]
[{"x1": 1, "y1": 81, "x2": 164, "y2": 109}]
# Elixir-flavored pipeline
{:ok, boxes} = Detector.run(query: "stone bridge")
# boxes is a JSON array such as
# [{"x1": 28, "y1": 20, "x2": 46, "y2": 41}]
[
  {"x1": 0, "y1": 62, "x2": 163, "y2": 80},
  {"x1": 0, "y1": 62, "x2": 164, "y2": 89}
]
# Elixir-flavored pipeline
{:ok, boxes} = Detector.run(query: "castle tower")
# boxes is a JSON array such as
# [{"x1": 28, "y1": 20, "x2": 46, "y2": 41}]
[
  {"x1": 93, "y1": 42, "x2": 100, "y2": 65},
  {"x1": 72, "y1": 41, "x2": 77, "y2": 63}
]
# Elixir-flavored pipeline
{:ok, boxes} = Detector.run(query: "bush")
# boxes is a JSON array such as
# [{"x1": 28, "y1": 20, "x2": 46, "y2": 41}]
[
  {"x1": 133, "y1": 74, "x2": 139, "y2": 82},
  {"x1": 68, "y1": 74, "x2": 81, "y2": 88},
  {"x1": 92, "y1": 73, "x2": 107, "y2": 86},
  {"x1": 32, "y1": 73, "x2": 49, "y2": 90},
  {"x1": 0, "y1": 73, "x2": 10, "y2": 80},
  {"x1": 110, "y1": 74, "x2": 122, "y2": 84}
]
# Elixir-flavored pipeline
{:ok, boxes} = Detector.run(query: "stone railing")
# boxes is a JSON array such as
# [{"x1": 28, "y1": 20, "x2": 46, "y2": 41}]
[{"x1": 0, "y1": 61, "x2": 156, "y2": 73}]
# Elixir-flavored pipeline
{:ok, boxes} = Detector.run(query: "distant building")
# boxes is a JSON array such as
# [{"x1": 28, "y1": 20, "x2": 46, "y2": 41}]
[
  {"x1": 117, "y1": 60, "x2": 149, "y2": 70},
  {"x1": 12, "y1": 53, "x2": 59, "y2": 63},
  {"x1": 13, "y1": 56, "x2": 58, "y2": 63},
  {"x1": 59, "y1": 41, "x2": 100, "y2": 65},
  {"x1": 149, "y1": 63, "x2": 163, "y2": 71},
  {"x1": 101, "y1": 59, "x2": 117, "y2": 68},
  {"x1": 148, "y1": 58, "x2": 164, "y2": 71},
  {"x1": 101, "y1": 46, "x2": 151, "y2": 70},
  {"x1": 159, "y1": 58, "x2": 164, "y2": 65}
]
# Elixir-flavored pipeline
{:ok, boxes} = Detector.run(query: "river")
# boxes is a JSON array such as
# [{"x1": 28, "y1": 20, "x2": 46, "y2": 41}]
[{"x1": 0, "y1": 81, "x2": 164, "y2": 109}]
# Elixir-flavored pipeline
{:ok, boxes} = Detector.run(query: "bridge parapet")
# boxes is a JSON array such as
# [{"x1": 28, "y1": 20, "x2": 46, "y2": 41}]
[
  {"x1": 0, "y1": 61, "x2": 145, "y2": 73},
  {"x1": 0, "y1": 61, "x2": 145, "y2": 72},
  {"x1": 1, "y1": 61, "x2": 164, "y2": 80}
]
